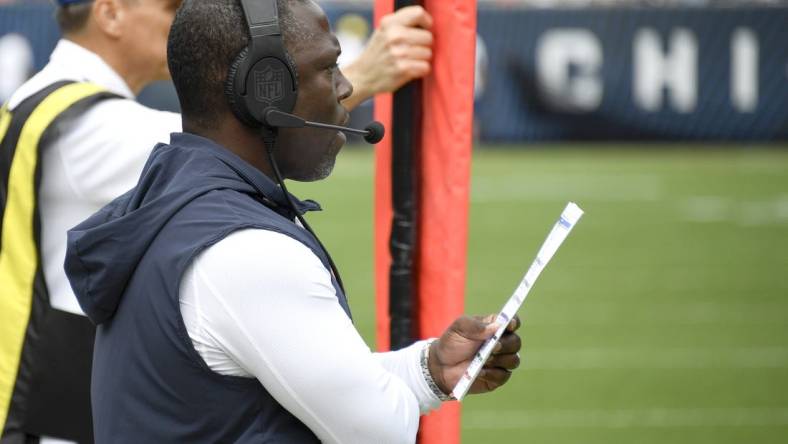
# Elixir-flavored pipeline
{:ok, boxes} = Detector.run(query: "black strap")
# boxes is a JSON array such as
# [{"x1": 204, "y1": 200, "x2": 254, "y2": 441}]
[{"x1": 1, "y1": 82, "x2": 121, "y2": 444}]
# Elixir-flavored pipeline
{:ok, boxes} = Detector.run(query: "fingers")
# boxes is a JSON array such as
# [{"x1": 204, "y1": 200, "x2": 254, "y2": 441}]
[
  {"x1": 390, "y1": 43, "x2": 432, "y2": 62},
  {"x1": 379, "y1": 7, "x2": 433, "y2": 55},
  {"x1": 461, "y1": 314, "x2": 522, "y2": 395},
  {"x1": 340, "y1": 7, "x2": 434, "y2": 107},
  {"x1": 477, "y1": 313, "x2": 498, "y2": 325},
  {"x1": 477, "y1": 367, "x2": 512, "y2": 391},
  {"x1": 507, "y1": 315, "x2": 522, "y2": 332},
  {"x1": 487, "y1": 330, "x2": 522, "y2": 369},
  {"x1": 394, "y1": 60, "x2": 431, "y2": 85},
  {"x1": 388, "y1": 46, "x2": 431, "y2": 87},
  {"x1": 449, "y1": 315, "x2": 499, "y2": 342},
  {"x1": 381, "y1": 5, "x2": 433, "y2": 30},
  {"x1": 389, "y1": 27, "x2": 433, "y2": 48},
  {"x1": 485, "y1": 352, "x2": 520, "y2": 371},
  {"x1": 371, "y1": 60, "x2": 430, "y2": 94},
  {"x1": 496, "y1": 331, "x2": 522, "y2": 355},
  {"x1": 373, "y1": 7, "x2": 434, "y2": 89}
]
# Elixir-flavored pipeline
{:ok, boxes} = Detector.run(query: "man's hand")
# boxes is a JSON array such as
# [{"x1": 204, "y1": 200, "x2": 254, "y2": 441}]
[
  {"x1": 428, "y1": 315, "x2": 522, "y2": 397},
  {"x1": 341, "y1": 6, "x2": 433, "y2": 110}
]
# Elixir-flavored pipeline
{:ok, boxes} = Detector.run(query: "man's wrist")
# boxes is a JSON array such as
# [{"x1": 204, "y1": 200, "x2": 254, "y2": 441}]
[{"x1": 420, "y1": 340, "x2": 455, "y2": 402}]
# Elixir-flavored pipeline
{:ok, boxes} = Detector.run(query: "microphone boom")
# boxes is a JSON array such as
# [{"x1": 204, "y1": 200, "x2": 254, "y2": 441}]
[{"x1": 264, "y1": 109, "x2": 385, "y2": 145}]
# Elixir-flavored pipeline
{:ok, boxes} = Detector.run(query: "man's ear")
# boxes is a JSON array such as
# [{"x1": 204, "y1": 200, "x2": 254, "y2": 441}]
[{"x1": 92, "y1": 0, "x2": 125, "y2": 39}]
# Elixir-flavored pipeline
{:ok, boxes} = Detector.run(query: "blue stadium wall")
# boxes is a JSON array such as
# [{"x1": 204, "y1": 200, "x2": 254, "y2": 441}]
[
  {"x1": 1, "y1": 4, "x2": 786, "y2": 141},
  {"x1": 475, "y1": 7, "x2": 788, "y2": 142}
]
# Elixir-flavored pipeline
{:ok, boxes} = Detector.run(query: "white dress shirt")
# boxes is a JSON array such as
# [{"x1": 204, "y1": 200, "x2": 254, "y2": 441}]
[
  {"x1": 7, "y1": 39, "x2": 181, "y2": 315},
  {"x1": 180, "y1": 228, "x2": 442, "y2": 444}
]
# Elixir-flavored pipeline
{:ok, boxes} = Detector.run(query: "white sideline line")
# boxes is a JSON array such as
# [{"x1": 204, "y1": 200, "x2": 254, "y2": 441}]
[
  {"x1": 463, "y1": 407, "x2": 788, "y2": 429},
  {"x1": 523, "y1": 347, "x2": 788, "y2": 370},
  {"x1": 678, "y1": 195, "x2": 788, "y2": 225},
  {"x1": 526, "y1": 304, "x2": 788, "y2": 326},
  {"x1": 471, "y1": 174, "x2": 663, "y2": 203}
]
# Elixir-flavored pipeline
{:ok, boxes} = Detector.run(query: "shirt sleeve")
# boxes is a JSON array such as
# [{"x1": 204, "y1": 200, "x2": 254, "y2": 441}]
[
  {"x1": 179, "y1": 229, "x2": 442, "y2": 444},
  {"x1": 54, "y1": 98, "x2": 181, "y2": 204},
  {"x1": 372, "y1": 342, "x2": 442, "y2": 413}
]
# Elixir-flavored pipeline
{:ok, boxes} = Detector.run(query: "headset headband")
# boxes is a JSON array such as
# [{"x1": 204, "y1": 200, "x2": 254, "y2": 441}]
[{"x1": 241, "y1": 0, "x2": 280, "y2": 38}]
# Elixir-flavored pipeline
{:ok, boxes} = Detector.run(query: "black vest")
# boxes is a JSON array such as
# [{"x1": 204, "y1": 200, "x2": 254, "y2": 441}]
[{"x1": 65, "y1": 133, "x2": 351, "y2": 442}]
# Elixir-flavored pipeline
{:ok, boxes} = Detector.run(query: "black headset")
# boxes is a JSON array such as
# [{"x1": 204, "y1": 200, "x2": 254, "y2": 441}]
[
  {"x1": 224, "y1": 0, "x2": 388, "y2": 147},
  {"x1": 223, "y1": 0, "x2": 349, "y2": 293},
  {"x1": 225, "y1": 0, "x2": 296, "y2": 130}
]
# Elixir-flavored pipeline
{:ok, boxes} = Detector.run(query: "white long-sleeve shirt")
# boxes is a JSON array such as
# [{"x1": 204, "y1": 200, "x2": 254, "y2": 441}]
[
  {"x1": 180, "y1": 228, "x2": 442, "y2": 444},
  {"x1": 7, "y1": 39, "x2": 181, "y2": 316}
]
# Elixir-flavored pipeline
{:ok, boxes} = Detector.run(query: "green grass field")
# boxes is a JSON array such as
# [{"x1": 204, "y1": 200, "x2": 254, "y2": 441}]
[{"x1": 288, "y1": 145, "x2": 788, "y2": 444}]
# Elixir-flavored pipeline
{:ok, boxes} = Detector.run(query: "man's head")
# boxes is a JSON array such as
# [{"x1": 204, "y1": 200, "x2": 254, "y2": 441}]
[
  {"x1": 55, "y1": 0, "x2": 181, "y2": 93},
  {"x1": 168, "y1": 0, "x2": 353, "y2": 182}
]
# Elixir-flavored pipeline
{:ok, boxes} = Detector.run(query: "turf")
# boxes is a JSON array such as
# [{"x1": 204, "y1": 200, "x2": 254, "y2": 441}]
[{"x1": 288, "y1": 145, "x2": 788, "y2": 443}]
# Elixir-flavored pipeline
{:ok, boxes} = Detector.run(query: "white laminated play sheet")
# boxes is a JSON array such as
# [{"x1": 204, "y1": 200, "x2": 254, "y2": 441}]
[{"x1": 452, "y1": 202, "x2": 584, "y2": 400}]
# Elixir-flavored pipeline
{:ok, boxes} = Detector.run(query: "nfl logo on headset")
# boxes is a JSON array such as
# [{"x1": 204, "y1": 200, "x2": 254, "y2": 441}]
[{"x1": 254, "y1": 66, "x2": 284, "y2": 104}]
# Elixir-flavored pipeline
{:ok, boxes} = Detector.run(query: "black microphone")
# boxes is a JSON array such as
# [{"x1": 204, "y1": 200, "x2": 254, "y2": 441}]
[{"x1": 264, "y1": 109, "x2": 385, "y2": 144}]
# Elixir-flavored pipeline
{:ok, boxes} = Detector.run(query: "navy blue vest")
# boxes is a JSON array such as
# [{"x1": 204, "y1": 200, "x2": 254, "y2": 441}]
[{"x1": 65, "y1": 133, "x2": 350, "y2": 443}]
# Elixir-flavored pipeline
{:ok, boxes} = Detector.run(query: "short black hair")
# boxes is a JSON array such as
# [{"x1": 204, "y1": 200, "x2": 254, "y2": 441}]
[
  {"x1": 167, "y1": 0, "x2": 311, "y2": 130},
  {"x1": 55, "y1": 2, "x2": 94, "y2": 34}
]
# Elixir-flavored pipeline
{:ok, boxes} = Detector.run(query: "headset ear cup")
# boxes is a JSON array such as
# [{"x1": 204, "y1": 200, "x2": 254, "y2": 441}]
[{"x1": 225, "y1": 47, "x2": 257, "y2": 126}]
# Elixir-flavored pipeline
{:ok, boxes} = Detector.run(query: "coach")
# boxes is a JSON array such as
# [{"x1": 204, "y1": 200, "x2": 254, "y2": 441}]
[
  {"x1": 63, "y1": 0, "x2": 521, "y2": 442},
  {"x1": 1, "y1": 0, "x2": 433, "y2": 442}
]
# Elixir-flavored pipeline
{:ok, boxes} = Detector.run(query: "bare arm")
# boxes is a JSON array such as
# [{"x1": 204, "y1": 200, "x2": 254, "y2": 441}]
[{"x1": 341, "y1": 6, "x2": 434, "y2": 110}]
